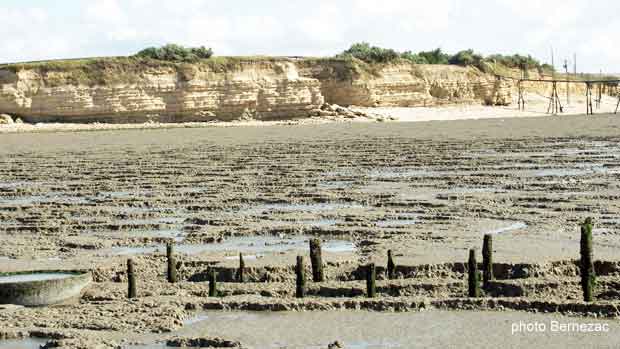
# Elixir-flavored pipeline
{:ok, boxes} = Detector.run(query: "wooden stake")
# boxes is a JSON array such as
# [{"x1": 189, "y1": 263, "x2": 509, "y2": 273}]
[
  {"x1": 482, "y1": 234, "x2": 493, "y2": 289},
  {"x1": 467, "y1": 249, "x2": 480, "y2": 297},
  {"x1": 127, "y1": 259, "x2": 137, "y2": 299},
  {"x1": 580, "y1": 218, "x2": 596, "y2": 302},
  {"x1": 366, "y1": 263, "x2": 376, "y2": 298},
  {"x1": 237, "y1": 253, "x2": 245, "y2": 283},
  {"x1": 296, "y1": 255, "x2": 306, "y2": 298},
  {"x1": 209, "y1": 269, "x2": 217, "y2": 297},
  {"x1": 166, "y1": 242, "x2": 177, "y2": 283},
  {"x1": 309, "y1": 238, "x2": 324, "y2": 282},
  {"x1": 387, "y1": 250, "x2": 396, "y2": 280}
]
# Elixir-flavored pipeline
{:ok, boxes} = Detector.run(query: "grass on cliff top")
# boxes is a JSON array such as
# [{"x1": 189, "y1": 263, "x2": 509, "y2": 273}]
[
  {"x1": 0, "y1": 55, "x2": 303, "y2": 86},
  {"x1": 0, "y1": 54, "x2": 521, "y2": 85}
]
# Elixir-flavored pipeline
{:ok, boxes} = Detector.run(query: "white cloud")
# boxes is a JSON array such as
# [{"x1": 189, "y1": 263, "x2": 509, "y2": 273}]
[{"x1": 0, "y1": 0, "x2": 617, "y2": 72}]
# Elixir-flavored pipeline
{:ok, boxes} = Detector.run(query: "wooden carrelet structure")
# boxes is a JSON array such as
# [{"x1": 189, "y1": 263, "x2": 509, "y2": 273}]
[{"x1": 497, "y1": 75, "x2": 620, "y2": 116}]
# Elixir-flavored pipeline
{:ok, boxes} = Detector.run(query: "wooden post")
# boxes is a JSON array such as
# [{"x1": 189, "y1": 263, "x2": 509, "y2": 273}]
[
  {"x1": 237, "y1": 253, "x2": 245, "y2": 283},
  {"x1": 387, "y1": 250, "x2": 396, "y2": 280},
  {"x1": 366, "y1": 263, "x2": 376, "y2": 298},
  {"x1": 586, "y1": 82, "x2": 594, "y2": 115},
  {"x1": 295, "y1": 255, "x2": 306, "y2": 298},
  {"x1": 467, "y1": 249, "x2": 480, "y2": 297},
  {"x1": 580, "y1": 218, "x2": 596, "y2": 302},
  {"x1": 309, "y1": 238, "x2": 324, "y2": 282},
  {"x1": 482, "y1": 234, "x2": 493, "y2": 289},
  {"x1": 127, "y1": 259, "x2": 137, "y2": 299},
  {"x1": 209, "y1": 269, "x2": 217, "y2": 297},
  {"x1": 517, "y1": 80, "x2": 525, "y2": 111},
  {"x1": 166, "y1": 243, "x2": 177, "y2": 283}
]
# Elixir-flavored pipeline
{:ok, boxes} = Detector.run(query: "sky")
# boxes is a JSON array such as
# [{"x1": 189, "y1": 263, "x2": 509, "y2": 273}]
[{"x1": 1, "y1": 0, "x2": 618, "y2": 73}]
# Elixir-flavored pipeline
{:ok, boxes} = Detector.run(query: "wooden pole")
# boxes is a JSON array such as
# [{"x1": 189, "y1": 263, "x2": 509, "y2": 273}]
[
  {"x1": 517, "y1": 80, "x2": 525, "y2": 111},
  {"x1": 296, "y1": 255, "x2": 306, "y2": 298},
  {"x1": 467, "y1": 249, "x2": 480, "y2": 297},
  {"x1": 556, "y1": 83, "x2": 563, "y2": 113},
  {"x1": 127, "y1": 259, "x2": 137, "y2": 299},
  {"x1": 237, "y1": 253, "x2": 245, "y2": 283},
  {"x1": 366, "y1": 263, "x2": 376, "y2": 298},
  {"x1": 209, "y1": 269, "x2": 218, "y2": 297},
  {"x1": 586, "y1": 83, "x2": 593, "y2": 115},
  {"x1": 580, "y1": 218, "x2": 596, "y2": 302},
  {"x1": 309, "y1": 238, "x2": 324, "y2": 282},
  {"x1": 547, "y1": 83, "x2": 554, "y2": 114},
  {"x1": 387, "y1": 250, "x2": 396, "y2": 280},
  {"x1": 482, "y1": 234, "x2": 493, "y2": 289},
  {"x1": 166, "y1": 242, "x2": 177, "y2": 283}
]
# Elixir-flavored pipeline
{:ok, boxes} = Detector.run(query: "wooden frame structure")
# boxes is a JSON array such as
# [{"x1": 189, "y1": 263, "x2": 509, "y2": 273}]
[{"x1": 498, "y1": 75, "x2": 620, "y2": 116}]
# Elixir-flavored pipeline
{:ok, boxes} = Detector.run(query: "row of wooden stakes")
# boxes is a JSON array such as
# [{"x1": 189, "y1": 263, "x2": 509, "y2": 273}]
[{"x1": 126, "y1": 219, "x2": 595, "y2": 301}]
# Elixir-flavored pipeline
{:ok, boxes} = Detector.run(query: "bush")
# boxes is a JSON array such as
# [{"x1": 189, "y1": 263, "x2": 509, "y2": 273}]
[
  {"x1": 401, "y1": 51, "x2": 428, "y2": 64},
  {"x1": 418, "y1": 48, "x2": 450, "y2": 65},
  {"x1": 539, "y1": 63, "x2": 555, "y2": 74},
  {"x1": 334, "y1": 43, "x2": 551, "y2": 72},
  {"x1": 135, "y1": 44, "x2": 213, "y2": 62},
  {"x1": 449, "y1": 49, "x2": 482, "y2": 66},
  {"x1": 338, "y1": 42, "x2": 399, "y2": 63},
  {"x1": 485, "y1": 53, "x2": 541, "y2": 71}
]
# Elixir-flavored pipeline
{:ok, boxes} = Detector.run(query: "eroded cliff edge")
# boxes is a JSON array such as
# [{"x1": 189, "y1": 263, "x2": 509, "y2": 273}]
[{"x1": 0, "y1": 58, "x2": 512, "y2": 123}]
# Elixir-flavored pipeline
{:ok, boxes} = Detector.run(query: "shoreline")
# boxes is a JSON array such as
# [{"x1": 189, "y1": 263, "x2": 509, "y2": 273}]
[{"x1": 1, "y1": 103, "x2": 616, "y2": 135}]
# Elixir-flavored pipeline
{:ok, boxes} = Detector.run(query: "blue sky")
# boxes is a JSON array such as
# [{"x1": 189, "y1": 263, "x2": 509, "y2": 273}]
[{"x1": 1, "y1": 0, "x2": 618, "y2": 73}]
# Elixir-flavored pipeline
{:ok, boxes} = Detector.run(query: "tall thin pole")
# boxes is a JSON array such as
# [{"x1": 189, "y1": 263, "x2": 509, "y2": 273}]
[
  {"x1": 564, "y1": 59, "x2": 570, "y2": 105},
  {"x1": 573, "y1": 53, "x2": 577, "y2": 76},
  {"x1": 551, "y1": 46, "x2": 555, "y2": 79}
]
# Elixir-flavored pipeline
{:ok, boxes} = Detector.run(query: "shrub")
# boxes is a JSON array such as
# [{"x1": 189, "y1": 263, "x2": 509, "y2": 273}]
[
  {"x1": 401, "y1": 51, "x2": 428, "y2": 64},
  {"x1": 539, "y1": 63, "x2": 555, "y2": 74},
  {"x1": 485, "y1": 53, "x2": 542, "y2": 71},
  {"x1": 135, "y1": 44, "x2": 213, "y2": 62},
  {"x1": 338, "y1": 42, "x2": 399, "y2": 63},
  {"x1": 449, "y1": 49, "x2": 483, "y2": 66},
  {"x1": 334, "y1": 43, "x2": 551, "y2": 72},
  {"x1": 418, "y1": 48, "x2": 450, "y2": 65}
]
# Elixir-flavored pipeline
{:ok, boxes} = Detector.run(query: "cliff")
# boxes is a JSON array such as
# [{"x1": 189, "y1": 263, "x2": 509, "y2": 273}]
[{"x1": 0, "y1": 57, "x2": 512, "y2": 123}]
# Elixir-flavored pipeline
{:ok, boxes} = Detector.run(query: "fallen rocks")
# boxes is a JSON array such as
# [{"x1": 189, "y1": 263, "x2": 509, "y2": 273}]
[
  {"x1": 167, "y1": 337, "x2": 242, "y2": 348},
  {"x1": 0, "y1": 114, "x2": 14, "y2": 124},
  {"x1": 311, "y1": 103, "x2": 393, "y2": 121}
]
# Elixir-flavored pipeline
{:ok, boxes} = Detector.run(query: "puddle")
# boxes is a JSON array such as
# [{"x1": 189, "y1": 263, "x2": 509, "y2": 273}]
[
  {"x1": 485, "y1": 222, "x2": 527, "y2": 235},
  {"x1": 317, "y1": 181, "x2": 354, "y2": 189},
  {"x1": 376, "y1": 219, "x2": 417, "y2": 227},
  {"x1": 304, "y1": 219, "x2": 338, "y2": 227},
  {"x1": 527, "y1": 165, "x2": 618, "y2": 177},
  {"x1": 131, "y1": 229, "x2": 186, "y2": 241},
  {"x1": 0, "y1": 195, "x2": 47, "y2": 205},
  {"x1": 0, "y1": 272, "x2": 76, "y2": 283},
  {"x1": 0, "y1": 338, "x2": 50, "y2": 349},
  {"x1": 0, "y1": 192, "x2": 90, "y2": 205},
  {"x1": 224, "y1": 254, "x2": 262, "y2": 260},
  {"x1": 131, "y1": 310, "x2": 620, "y2": 348},
  {"x1": 368, "y1": 168, "x2": 439, "y2": 179},
  {"x1": 119, "y1": 217, "x2": 186, "y2": 225},
  {"x1": 106, "y1": 236, "x2": 355, "y2": 257},
  {"x1": 242, "y1": 203, "x2": 363, "y2": 215}
]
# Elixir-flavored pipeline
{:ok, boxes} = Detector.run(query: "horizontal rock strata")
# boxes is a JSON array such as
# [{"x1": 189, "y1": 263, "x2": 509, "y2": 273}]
[{"x1": 0, "y1": 59, "x2": 512, "y2": 123}]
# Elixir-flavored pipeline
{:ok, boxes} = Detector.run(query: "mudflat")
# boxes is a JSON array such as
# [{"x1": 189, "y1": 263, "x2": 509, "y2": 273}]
[{"x1": 1, "y1": 113, "x2": 620, "y2": 348}]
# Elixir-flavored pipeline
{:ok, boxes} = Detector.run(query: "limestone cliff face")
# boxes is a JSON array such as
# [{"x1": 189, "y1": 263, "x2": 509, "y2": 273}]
[
  {"x1": 300, "y1": 62, "x2": 512, "y2": 108},
  {"x1": 0, "y1": 59, "x2": 512, "y2": 123}
]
